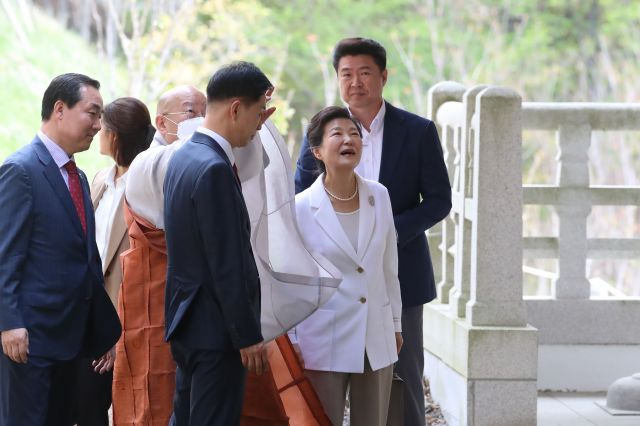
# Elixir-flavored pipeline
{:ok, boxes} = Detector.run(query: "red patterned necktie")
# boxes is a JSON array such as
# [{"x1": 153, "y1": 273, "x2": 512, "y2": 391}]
[
  {"x1": 232, "y1": 163, "x2": 240, "y2": 184},
  {"x1": 64, "y1": 160, "x2": 87, "y2": 235}
]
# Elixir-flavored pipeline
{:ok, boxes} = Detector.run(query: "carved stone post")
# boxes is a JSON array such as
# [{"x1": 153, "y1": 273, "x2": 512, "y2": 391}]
[
  {"x1": 467, "y1": 87, "x2": 527, "y2": 327},
  {"x1": 427, "y1": 81, "x2": 465, "y2": 303}
]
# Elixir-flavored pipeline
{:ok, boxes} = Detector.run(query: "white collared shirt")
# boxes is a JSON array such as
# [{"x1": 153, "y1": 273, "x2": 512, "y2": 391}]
[
  {"x1": 37, "y1": 130, "x2": 73, "y2": 189},
  {"x1": 353, "y1": 102, "x2": 386, "y2": 181},
  {"x1": 196, "y1": 126, "x2": 236, "y2": 166},
  {"x1": 150, "y1": 131, "x2": 168, "y2": 148},
  {"x1": 95, "y1": 166, "x2": 127, "y2": 270}
]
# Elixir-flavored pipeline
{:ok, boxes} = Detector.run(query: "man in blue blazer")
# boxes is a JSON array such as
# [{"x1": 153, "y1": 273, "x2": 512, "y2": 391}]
[
  {"x1": 0, "y1": 73, "x2": 121, "y2": 425},
  {"x1": 295, "y1": 38, "x2": 452, "y2": 426},
  {"x1": 164, "y1": 62, "x2": 273, "y2": 425}
]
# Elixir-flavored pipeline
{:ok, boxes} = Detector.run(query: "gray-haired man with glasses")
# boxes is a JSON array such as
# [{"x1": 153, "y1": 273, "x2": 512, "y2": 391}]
[{"x1": 153, "y1": 86, "x2": 207, "y2": 147}]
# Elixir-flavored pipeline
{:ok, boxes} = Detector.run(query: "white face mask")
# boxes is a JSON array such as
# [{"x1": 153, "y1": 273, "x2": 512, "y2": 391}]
[{"x1": 177, "y1": 116, "x2": 205, "y2": 140}]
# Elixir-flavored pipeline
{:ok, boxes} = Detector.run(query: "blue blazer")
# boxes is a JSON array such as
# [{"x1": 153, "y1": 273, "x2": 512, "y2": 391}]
[
  {"x1": 164, "y1": 131, "x2": 262, "y2": 351},
  {"x1": 295, "y1": 102, "x2": 452, "y2": 306},
  {"x1": 0, "y1": 136, "x2": 121, "y2": 360}
]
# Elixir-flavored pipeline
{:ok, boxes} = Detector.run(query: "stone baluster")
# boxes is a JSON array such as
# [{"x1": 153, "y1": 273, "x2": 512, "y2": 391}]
[
  {"x1": 467, "y1": 87, "x2": 527, "y2": 327},
  {"x1": 427, "y1": 81, "x2": 465, "y2": 303},
  {"x1": 449, "y1": 85, "x2": 487, "y2": 318},
  {"x1": 554, "y1": 123, "x2": 592, "y2": 299}
]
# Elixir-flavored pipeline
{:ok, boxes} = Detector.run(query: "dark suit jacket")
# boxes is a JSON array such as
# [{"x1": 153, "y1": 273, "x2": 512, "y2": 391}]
[
  {"x1": 295, "y1": 102, "x2": 452, "y2": 306},
  {"x1": 0, "y1": 136, "x2": 121, "y2": 361},
  {"x1": 164, "y1": 131, "x2": 262, "y2": 351}
]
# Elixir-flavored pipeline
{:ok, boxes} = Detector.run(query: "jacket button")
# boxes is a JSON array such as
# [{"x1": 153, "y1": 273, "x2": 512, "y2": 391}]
[
  {"x1": 359, "y1": 297, "x2": 366, "y2": 304},
  {"x1": 356, "y1": 266, "x2": 364, "y2": 273}
]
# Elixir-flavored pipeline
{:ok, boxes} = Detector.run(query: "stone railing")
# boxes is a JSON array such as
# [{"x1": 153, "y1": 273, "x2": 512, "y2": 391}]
[
  {"x1": 521, "y1": 103, "x2": 640, "y2": 390},
  {"x1": 423, "y1": 83, "x2": 640, "y2": 425},
  {"x1": 522, "y1": 102, "x2": 640, "y2": 299},
  {"x1": 423, "y1": 82, "x2": 537, "y2": 426}
]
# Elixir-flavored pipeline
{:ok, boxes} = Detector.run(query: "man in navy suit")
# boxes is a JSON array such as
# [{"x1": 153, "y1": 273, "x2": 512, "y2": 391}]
[
  {"x1": 295, "y1": 38, "x2": 452, "y2": 426},
  {"x1": 164, "y1": 62, "x2": 273, "y2": 425},
  {"x1": 0, "y1": 73, "x2": 121, "y2": 425}
]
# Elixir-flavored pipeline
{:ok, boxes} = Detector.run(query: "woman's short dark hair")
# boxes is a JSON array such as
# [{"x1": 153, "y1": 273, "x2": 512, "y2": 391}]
[
  {"x1": 41, "y1": 73, "x2": 100, "y2": 121},
  {"x1": 332, "y1": 37, "x2": 387, "y2": 73},
  {"x1": 102, "y1": 97, "x2": 154, "y2": 167},
  {"x1": 206, "y1": 61, "x2": 273, "y2": 105},
  {"x1": 305, "y1": 106, "x2": 362, "y2": 174}
]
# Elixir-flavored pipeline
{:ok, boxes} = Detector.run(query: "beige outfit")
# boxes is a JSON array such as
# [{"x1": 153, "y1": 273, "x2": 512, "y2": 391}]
[
  {"x1": 91, "y1": 167, "x2": 129, "y2": 306},
  {"x1": 305, "y1": 357, "x2": 393, "y2": 426}
]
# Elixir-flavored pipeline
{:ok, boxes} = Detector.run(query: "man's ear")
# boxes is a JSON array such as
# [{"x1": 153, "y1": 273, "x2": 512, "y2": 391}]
[
  {"x1": 230, "y1": 99, "x2": 242, "y2": 122},
  {"x1": 155, "y1": 115, "x2": 166, "y2": 133},
  {"x1": 382, "y1": 69, "x2": 388, "y2": 87},
  {"x1": 53, "y1": 100, "x2": 65, "y2": 119}
]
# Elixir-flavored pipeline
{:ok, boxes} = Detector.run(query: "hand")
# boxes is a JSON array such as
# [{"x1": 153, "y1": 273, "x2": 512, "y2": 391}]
[
  {"x1": 92, "y1": 346, "x2": 115, "y2": 374},
  {"x1": 239, "y1": 341, "x2": 268, "y2": 375},
  {"x1": 291, "y1": 342, "x2": 305, "y2": 368},
  {"x1": 395, "y1": 332, "x2": 403, "y2": 355},
  {"x1": 1, "y1": 328, "x2": 29, "y2": 363},
  {"x1": 260, "y1": 87, "x2": 276, "y2": 126}
]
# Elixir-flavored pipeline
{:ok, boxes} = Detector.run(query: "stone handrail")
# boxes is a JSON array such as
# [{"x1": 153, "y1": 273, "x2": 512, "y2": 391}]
[
  {"x1": 521, "y1": 102, "x2": 640, "y2": 300},
  {"x1": 428, "y1": 82, "x2": 526, "y2": 327},
  {"x1": 427, "y1": 86, "x2": 640, "y2": 345},
  {"x1": 424, "y1": 82, "x2": 538, "y2": 424}
]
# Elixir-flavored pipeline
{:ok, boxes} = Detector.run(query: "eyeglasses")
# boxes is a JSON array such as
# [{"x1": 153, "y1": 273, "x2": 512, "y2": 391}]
[{"x1": 162, "y1": 109, "x2": 203, "y2": 119}]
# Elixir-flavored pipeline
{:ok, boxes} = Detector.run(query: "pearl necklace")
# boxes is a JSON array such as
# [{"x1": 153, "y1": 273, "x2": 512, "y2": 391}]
[{"x1": 324, "y1": 180, "x2": 358, "y2": 202}]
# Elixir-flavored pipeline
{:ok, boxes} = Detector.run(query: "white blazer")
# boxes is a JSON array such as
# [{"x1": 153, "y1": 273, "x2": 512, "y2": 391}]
[{"x1": 294, "y1": 173, "x2": 402, "y2": 373}]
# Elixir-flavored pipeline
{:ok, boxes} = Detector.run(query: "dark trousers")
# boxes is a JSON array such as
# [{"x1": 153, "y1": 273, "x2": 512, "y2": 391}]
[
  {"x1": 395, "y1": 305, "x2": 426, "y2": 426},
  {"x1": 169, "y1": 340, "x2": 246, "y2": 426},
  {"x1": 0, "y1": 353, "x2": 79, "y2": 426},
  {"x1": 75, "y1": 357, "x2": 113, "y2": 426}
]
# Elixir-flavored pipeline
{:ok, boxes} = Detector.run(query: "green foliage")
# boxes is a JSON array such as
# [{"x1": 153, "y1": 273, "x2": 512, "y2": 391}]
[
  {"x1": 2, "y1": 0, "x2": 640, "y2": 176},
  {"x1": 0, "y1": 6, "x2": 120, "y2": 178}
]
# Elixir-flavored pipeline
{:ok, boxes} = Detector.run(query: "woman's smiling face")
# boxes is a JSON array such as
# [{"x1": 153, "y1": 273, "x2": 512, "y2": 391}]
[{"x1": 312, "y1": 117, "x2": 362, "y2": 174}]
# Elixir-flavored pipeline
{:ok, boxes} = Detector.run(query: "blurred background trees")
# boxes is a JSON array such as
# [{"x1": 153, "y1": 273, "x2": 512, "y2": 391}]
[{"x1": 1, "y1": 0, "x2": 638, "y2": 293}]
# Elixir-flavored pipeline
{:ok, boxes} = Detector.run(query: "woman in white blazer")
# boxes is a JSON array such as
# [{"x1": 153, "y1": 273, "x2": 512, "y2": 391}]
[
  {"x1": 293, "y1": 106, "x2": 403, "y2": 426},
  {"x1": 75, "y1": 97, "x2": 153, "y2": 426}
]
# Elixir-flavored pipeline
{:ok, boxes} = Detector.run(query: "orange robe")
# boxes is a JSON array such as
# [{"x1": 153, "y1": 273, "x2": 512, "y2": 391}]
[
  {"x1": 112, "y1": 204, "x2": 175, "y2": 425},
  {"x1": 113, "y1": 203, "x2": 329, "y2": 425}
]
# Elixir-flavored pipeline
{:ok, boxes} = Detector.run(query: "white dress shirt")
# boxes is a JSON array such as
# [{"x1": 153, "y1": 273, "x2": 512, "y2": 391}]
[
  {"x1": 94, "y1": 166, "x2": 128, "y2": 270},
  {"x1": 38, "y1": 130, "x2": 72, "y2": 189},
  {"x1": 353, "y1": 102, "x2": 385, "y2": 181},
  {"x1": 196, "y1": 126, "x2": 236, "y2": 166}
]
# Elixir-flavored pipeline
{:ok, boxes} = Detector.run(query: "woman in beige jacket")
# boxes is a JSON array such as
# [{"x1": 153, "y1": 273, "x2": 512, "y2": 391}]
[{"x1": 75, "y1": 97, "x2": 153, "y2": 426}]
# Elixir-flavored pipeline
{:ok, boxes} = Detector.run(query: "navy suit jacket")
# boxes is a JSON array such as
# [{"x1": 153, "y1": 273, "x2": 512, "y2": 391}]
[
  {"x1": 164, "y1": 131, "x2": 262, "y2": 351},
  {"x1": 295, "y1": 102, "x2": 452, "y2": 306},
  {"x1": 0, "y1": 136, "x2": 121, "y2": 361}
]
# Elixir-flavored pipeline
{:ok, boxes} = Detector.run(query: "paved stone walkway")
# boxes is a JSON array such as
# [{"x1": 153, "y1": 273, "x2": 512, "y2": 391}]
[{"x1": 538, "y1": 392, "x2": 640, "y2": 426}]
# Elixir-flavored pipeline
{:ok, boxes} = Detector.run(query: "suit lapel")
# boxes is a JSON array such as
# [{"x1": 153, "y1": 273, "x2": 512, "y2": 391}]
[
  {"x1": 34, "y1": 139, "x2": 84, "y2": 238},
  {"x1": 192, "y1": 132, "x2": 243, "y2": 193},
  {"x1": 91, "y1": 179, "x2": 107, "y2": 210},
  {"x1": 309, "y1": 176, "x2": 359, "y2": 265},
  {"x1": 79, "y1": 170, "x2": 94, "y2": 256},
  {"x1": 378, "y1": 102, "x2": 407, "y2": 186},
  {"x1": 101, "y1": 192, "x2": 126, "y2": 272},
  {"x1": 355, "y1": 176, "x2": 375, "y2": 260}
]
